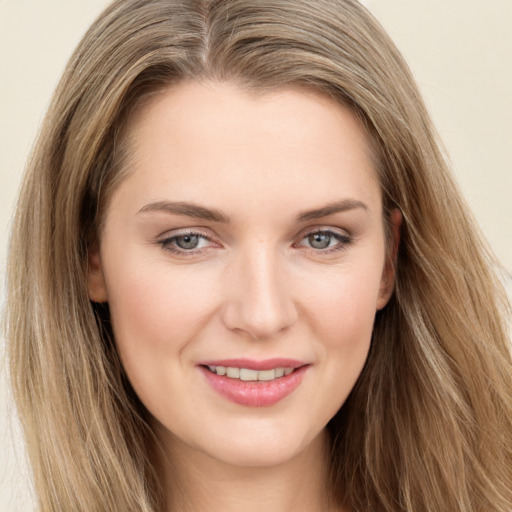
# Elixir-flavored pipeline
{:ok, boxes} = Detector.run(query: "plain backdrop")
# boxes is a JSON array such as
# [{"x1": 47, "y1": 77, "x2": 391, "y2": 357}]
[{"x1": 1, "y1": 1, "x2": 511, "y2": 510}]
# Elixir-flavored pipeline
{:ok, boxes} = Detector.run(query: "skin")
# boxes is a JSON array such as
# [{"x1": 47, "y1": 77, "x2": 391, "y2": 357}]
[{"x1": 88, "y1": 81, "x2": 400, "y2": 512}]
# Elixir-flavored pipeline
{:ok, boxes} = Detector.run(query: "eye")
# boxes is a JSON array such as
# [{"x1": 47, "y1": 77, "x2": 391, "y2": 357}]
[
  {"x1": 174, "y1": 233, "x2": 202, "y2": 250},
  {"x1": 297, "y1": 229, "x2": 352, "y2": 252},
  {"x1": 157, "y1": 231, "x2": 214, "y2": 254}
]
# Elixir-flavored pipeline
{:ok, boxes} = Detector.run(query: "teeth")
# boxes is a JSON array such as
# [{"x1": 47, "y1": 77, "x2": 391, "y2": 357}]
[
  {"x1": 207, "y1": 365, "x2": 295, "y2": 381},
  {"x1": 240, "y1": 368, "x2": 259, "y2": 381},
  {"x1": 258, "y1": 369, "x2": 276, "y2": 381},
  {"x1": 226, "y1": 367, "x2": 240, "y2": 378}
]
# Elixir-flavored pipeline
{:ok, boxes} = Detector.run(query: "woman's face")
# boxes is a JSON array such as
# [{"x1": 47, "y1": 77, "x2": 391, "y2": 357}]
[{"x1": 88, "y1": 81, "x2": 397, "y2": 467}]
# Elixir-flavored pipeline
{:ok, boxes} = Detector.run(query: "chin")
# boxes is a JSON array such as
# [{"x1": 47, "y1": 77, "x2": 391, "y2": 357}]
[{"x1": 197, "y1": 423, "x2": 327, "y2": 469}]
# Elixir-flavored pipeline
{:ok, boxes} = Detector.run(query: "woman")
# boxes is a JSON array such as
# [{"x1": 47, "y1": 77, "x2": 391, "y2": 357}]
[{"x1": 6, "y1": 0, "x2": 512, "y2": 511}]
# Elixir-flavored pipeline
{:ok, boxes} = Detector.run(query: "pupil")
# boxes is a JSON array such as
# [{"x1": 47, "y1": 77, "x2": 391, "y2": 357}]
[
  {"x1": 309, "y1": 233, "x2": 331, "y2": 249},
  {"x1": 176, "y1": 234, "x2": 199, "y2": 249}
]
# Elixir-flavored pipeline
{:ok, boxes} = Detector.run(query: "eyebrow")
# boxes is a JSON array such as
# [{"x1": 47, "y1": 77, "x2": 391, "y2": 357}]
[
  {"x1": 137, "y1": 198, "x2": 368, "y2": 223},
  {"x1": 137, "y1": 201, "x2": 230, "y2": 223},
  {"x1": 296, "y1": 199, "x2": 369, "y2": 221}
]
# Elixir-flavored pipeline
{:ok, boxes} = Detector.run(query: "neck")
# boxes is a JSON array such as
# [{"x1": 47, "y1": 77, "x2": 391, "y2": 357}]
[{"x1": 154, "y1": 428, "x2": 343, "y2": 512}]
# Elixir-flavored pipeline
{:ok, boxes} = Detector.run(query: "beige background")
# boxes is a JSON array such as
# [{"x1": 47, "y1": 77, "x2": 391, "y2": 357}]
[{"x1": 1, "y1": 1, "x2": 511, "y2": 510}]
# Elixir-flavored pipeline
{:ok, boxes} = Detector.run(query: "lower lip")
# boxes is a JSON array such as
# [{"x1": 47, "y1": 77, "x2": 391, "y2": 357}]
[{"x1": 199, "y1": 365, "x2": 309, "y2": 407}]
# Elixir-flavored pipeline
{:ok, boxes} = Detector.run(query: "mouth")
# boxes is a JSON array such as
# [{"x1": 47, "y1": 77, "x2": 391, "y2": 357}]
[
  {"x1": 198, "y1": 359, "x2": 310, "y2": 407},
  {"x1": 203, "y1": 365, "x2": 296, "y2": 381}
]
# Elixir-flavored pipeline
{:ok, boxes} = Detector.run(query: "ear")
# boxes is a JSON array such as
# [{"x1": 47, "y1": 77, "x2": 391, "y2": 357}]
[
  {"x1": 376, "y1": 208, "x2": 402, "y2": 310},
  {"x1": 87, "y1": 242, "x2": 109, "y2": 303}
]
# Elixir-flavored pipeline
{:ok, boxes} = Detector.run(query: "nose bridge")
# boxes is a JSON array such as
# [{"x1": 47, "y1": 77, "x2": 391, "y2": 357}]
[{"x1": 223, "y1": 241, "x2": 297, "y2": 339}]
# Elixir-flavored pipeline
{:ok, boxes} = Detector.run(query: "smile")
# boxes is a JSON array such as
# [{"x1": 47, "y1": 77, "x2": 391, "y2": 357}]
[
  {"x1": 206, "y1": 365, "x2": 295, "y2": 381},
  {"x1": 199, "y1": 359, "x2": 310, "y2": 407}
]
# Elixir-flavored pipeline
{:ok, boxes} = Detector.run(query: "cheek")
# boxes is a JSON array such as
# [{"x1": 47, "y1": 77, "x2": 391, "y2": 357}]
[
  {"x1": 297, "y1": 261, "x2": 383, "y2": 403},
  {"x1": 103, "y1": 256, "x2": 220, "y2": 382},
  {"x1": 301, "y1": 258, "x2": 383, "y2": 339}
]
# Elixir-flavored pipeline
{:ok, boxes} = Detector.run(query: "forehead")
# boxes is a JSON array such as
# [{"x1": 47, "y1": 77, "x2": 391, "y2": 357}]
[
  {"x1": 127, "y1": 80, "x2": 374, "y2": 158},
  {"x1": 109, "y1": 80, "x2": 381, "y2": 220}
]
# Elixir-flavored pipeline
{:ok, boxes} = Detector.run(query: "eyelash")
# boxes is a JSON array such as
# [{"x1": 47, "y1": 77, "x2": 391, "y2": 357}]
[
  {"x1": 156, "y1": 229, "x2": 353, "y2": 256},
  {"x1": 157, "y1": 230, "x2": 212, "y2": 255},
  {"x1": 295, "y1": 230, "x2": 353, "y2": 253}
]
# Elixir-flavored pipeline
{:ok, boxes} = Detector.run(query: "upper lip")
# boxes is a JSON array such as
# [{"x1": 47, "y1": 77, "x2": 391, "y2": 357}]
[{"x1": 198, "y1": 358, "x2": 307, "y2": 371}]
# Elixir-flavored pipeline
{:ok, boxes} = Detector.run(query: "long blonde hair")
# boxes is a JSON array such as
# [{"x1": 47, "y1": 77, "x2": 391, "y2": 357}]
[{"x1": 6, "y1": 0, "x2": 511, "y2": 511}]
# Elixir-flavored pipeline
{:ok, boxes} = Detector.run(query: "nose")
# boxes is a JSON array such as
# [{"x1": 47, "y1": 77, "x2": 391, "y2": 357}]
[{"x1": 221, "y1": 245, "x2": 298, "y2": 340}]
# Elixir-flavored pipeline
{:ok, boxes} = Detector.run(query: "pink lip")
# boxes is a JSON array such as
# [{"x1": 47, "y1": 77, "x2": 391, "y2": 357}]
[{"x1": 198, "y1": 360, "x2": 309, "y2": 407}]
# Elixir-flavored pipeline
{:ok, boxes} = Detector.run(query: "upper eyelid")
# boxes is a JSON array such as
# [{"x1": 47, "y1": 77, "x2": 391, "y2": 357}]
[
  {"x1": 157, "y1": 227, "x2": 213, "y2": 240},
  {"x1": 295, "y1": 225, "x2": 352, "y2": 239},
  {"x1": 162, "y1": 232, "x2": 210, "y2": 241}
]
